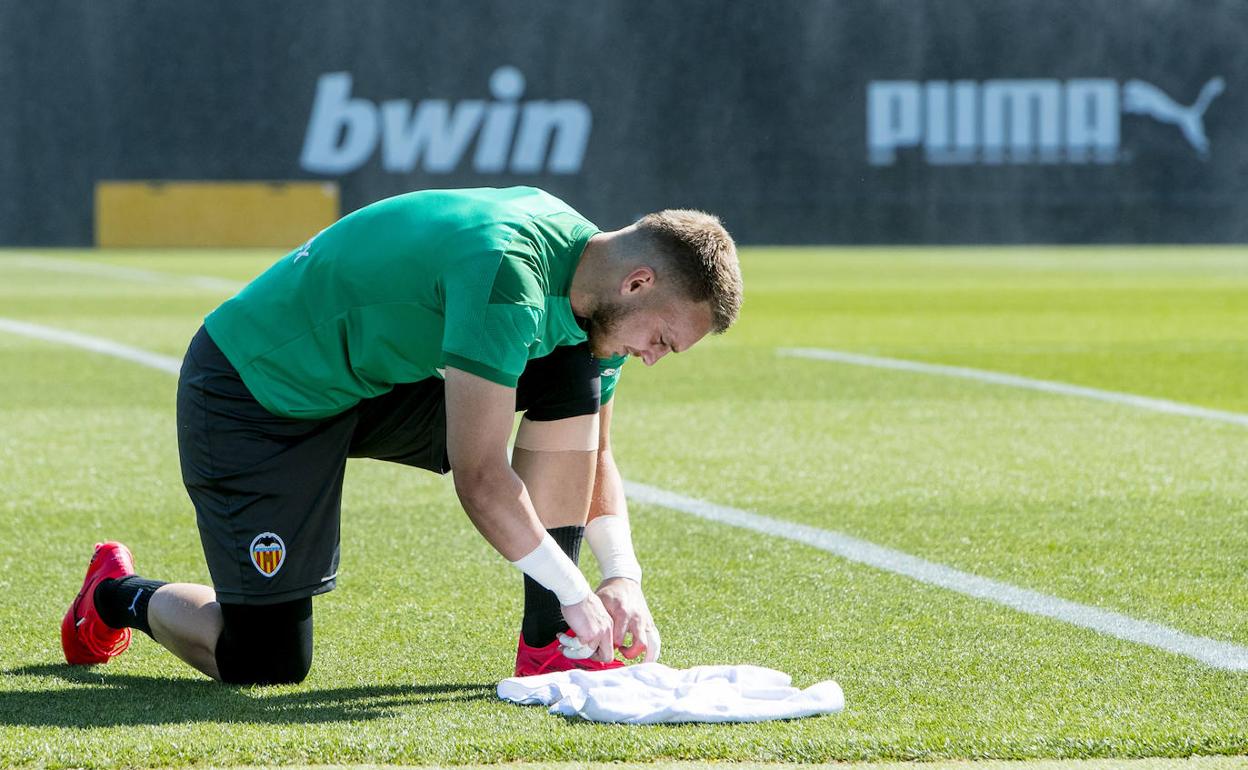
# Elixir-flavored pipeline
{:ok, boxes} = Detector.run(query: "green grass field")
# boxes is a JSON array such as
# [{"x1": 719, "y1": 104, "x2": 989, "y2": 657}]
[{"x1": 1, "y1": 247, "x2": 1246, "y2": 768}]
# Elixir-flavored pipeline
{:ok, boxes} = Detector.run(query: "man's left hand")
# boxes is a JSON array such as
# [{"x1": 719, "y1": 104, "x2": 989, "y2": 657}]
[{"x1": 595, "y1": 577, "x2": 661, "y2": 663}]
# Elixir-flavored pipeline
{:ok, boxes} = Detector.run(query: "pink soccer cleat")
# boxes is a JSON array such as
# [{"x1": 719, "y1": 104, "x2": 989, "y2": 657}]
[
  {"x1": 61, "y1": 541, "x2": 135, "y2": 665},
  {"x1": 514, "y1": 631, "x2": 626, "y2": 677}
]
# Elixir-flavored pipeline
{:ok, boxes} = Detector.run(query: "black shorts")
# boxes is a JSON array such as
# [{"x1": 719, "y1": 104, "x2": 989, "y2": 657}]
[{"x1": 177, "y1": 326, "x2": 600, "y2": 605}]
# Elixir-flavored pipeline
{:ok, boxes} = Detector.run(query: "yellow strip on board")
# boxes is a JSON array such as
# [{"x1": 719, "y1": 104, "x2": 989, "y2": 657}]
[{"x1": 95, "y1": 181, "x2": 339, "y2": 247}]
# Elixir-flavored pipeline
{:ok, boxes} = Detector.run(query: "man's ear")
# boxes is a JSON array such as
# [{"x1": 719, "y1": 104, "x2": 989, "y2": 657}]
[{"x1": 620, "y1": 266, "x2": 656, "y2": 296}]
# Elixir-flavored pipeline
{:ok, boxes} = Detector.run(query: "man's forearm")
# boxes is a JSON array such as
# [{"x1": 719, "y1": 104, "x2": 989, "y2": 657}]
[
  {"x1": 453, "y1": 463, "x2": 546, "y2": 561},
  {"x1": 589, "y1": 447, "x2": 629, "y2": 521},
  {"x1": 586, "y1": 449, "x2": 643, "y2": 583}
]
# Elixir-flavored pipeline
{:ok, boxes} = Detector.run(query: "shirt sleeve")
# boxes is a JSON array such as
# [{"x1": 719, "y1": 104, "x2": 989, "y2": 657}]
[
  {"x1": 440, "y1": 252, "x2": 543, "y2": 388},
  {"x1": 597, "y1": 354, "x2": 628, "y2": 404}
]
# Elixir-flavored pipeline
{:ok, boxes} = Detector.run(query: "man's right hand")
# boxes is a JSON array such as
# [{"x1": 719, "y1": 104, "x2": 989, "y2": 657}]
[{"x1": 560, "y1": 591, "x2": 615, "y2": 662}]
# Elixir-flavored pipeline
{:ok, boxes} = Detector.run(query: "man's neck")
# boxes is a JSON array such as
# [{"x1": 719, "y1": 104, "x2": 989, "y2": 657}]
[{"x1": 569, "y1": 232, "x2": 610, "y2": 318}]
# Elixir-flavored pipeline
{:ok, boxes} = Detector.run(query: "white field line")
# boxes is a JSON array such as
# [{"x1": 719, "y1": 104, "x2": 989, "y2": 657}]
[
  {"x1": 2, "y1": 253, "x2": 243, "y2": 293},
  {"x1": 625, "y1": 482, "x2": 1248, "y2": 671},
  {"x1": 3, "y1": 317, "x2": 1247, "y2": 671},
  {"x1": 0, "y1": 318, "x2": 182, "y2": 375},
  {"x1": 778, "y1": 347, "x2": 1248, "y2": 428}
]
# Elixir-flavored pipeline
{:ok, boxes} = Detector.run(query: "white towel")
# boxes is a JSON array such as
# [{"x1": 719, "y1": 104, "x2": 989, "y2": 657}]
[{"x1": 497, "y1": 662, "x2": 844, "y2": 724}]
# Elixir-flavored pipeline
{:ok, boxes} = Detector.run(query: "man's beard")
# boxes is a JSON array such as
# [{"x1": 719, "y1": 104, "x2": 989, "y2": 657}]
[{"x1": 586, "y1": 298, "x2": 636, "y2": 358}]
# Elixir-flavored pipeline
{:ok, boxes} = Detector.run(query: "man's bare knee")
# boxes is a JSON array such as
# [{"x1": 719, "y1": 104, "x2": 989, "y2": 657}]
[{"x1": 514, "y1": 414, "x2": 599, "y2": 452}]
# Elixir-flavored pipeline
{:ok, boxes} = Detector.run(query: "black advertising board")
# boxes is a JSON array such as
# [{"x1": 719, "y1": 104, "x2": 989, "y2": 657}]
[{"x1": 1, "y1": 1, "x2": 1245, "y2": 245}]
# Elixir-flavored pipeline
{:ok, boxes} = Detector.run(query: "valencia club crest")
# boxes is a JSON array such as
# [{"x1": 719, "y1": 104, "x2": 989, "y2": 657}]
[{"x1": 250, "y1": 532, "x2": 286, "y2": 577}]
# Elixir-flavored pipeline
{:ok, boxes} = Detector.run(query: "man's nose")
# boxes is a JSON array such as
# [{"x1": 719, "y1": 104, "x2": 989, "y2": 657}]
[{"x1": 642, "y1": 348, "x2": 667, "y2": 366}]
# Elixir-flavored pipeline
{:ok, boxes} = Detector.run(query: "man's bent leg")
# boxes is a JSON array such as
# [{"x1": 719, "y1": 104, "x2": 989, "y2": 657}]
[
  {"x1": 510, "y1": 343, "x2": 604, "y2": 652},
  {"x1": 512, "y1": 423, "x2": 597, "y2": 646},
  {"x1": 99, "y1": 581, "x2": 313, "y2": 684},
  {"x1": 170, "y1": 325, "x2": 347, "y2": 683},
  {"x1": 61, "y1": 328, "x2": 349, "y2": 680}
]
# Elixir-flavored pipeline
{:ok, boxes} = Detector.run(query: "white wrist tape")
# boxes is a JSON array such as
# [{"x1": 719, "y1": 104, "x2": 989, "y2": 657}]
[
  {"x1": 585, "y1": 514, "x2": 643, "y2": 584},
  {"x1": 510, "y1": 533, "x2": 593, "y2": 606}
]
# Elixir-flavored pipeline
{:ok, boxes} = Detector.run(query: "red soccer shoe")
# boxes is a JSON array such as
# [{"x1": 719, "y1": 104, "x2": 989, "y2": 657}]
[
  {"x1": 514, "y1": 631, "x2": 626, "y2": 677},
  {"x1": 61, "y1": 541, "x2": 136, "y2": 665}
]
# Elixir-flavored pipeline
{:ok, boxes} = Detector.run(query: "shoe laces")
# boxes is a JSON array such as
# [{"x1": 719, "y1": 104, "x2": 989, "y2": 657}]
[{"x1": 531, "y1": 646, "x2": 617, "y2": 676}]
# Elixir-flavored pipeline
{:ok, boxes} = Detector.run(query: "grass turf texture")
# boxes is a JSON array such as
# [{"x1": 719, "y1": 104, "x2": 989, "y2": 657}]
[
  {"x1": 105, "y1": 762, "x2": 1248, "y2": 770},
  {"x1": 0, "y1": 247, "x2": 1245, "y2": 767}
]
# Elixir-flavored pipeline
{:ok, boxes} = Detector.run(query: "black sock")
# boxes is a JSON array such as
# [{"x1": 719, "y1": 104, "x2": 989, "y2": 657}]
[
  {"x1": 521, "y1": 525, "x2": 584, "y2": 647},
  {"x1": 94, "y1": 575, "x2": 167, "y2": 638}
]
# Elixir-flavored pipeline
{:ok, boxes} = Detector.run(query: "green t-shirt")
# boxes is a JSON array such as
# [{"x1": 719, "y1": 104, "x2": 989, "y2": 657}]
[{"x1": 204, "y1": 186, "x2": 627, "y2": 419}]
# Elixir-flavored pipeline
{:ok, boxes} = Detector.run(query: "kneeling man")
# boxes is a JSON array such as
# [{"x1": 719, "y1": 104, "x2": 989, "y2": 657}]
[{"x1": 61, "y1": 186, "x2": 742, "y2": 684}]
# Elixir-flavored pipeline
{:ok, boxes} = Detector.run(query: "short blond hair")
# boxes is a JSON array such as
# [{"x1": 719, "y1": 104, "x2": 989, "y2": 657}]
[{"x1": 634, "y1": 209, "x2": 742, "y2": 333}]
